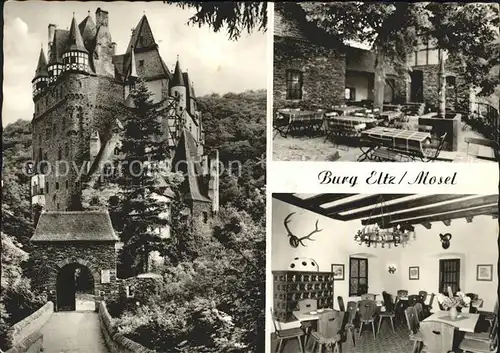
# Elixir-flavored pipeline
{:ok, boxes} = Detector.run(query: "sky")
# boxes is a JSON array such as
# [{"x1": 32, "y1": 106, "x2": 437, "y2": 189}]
[{"x1": 2, "y1": 1, "x2": 267, "y2": 126}]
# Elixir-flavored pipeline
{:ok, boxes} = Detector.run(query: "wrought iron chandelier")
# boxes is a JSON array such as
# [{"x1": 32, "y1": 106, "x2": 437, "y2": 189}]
[{"x1": 354, "y1": 196, "x2": 416, "y2": 248}]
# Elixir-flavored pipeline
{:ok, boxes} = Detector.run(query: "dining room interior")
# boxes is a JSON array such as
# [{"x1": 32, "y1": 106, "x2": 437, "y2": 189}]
[{"x1": 270, "y1": 193, "x2": 498, "y2": 353}]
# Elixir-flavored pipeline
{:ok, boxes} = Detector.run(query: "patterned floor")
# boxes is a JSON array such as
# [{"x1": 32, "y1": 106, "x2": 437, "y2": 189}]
[{"x1": 271, "y1": 320, "x2": 414, "y2": 353}]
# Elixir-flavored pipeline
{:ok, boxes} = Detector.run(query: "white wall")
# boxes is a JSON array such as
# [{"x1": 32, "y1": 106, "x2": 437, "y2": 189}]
[
  {"x1": 399, "y1": 216, "x2": 498, "y2": 312},
  {"x1": 345, "y1": 71, "x2": 372, "y2": 101},
  {"x1": 270, "y1": 198, "x2": 498, "y2": 331}
]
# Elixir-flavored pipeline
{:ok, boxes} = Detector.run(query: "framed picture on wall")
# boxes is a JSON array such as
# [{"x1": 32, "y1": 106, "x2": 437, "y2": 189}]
[
  {"x1": 331, "y1": 264, "x2": 345, "y2": 280},
  {"x1": 409, "y1": 266, "x2": 419, "y2": 280},
  {"x1": 476, "y1": 264, "x2": 493, "y2": 281}
]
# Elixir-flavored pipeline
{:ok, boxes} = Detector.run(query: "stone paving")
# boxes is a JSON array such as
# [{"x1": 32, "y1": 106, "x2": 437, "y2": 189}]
[{"x1": 40, "y1": 305, "x2": 109, "y2": 353}]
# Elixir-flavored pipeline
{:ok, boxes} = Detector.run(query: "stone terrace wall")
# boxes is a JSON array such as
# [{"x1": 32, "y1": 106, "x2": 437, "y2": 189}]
[
  {"x1": 99, "y1": 301, "x2": 156, "y2": 353},
  {"x1": 9, "y1": 302, "x2": 53, "y2": 346},
  {"x1": 5, "y1": 331, "x2": 43, "y2": 353}
]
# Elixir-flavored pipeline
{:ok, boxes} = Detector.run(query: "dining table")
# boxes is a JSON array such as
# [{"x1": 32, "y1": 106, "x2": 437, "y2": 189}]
[
  {"x1": 358, "y1": 126, "x2": 432, "y2": 161},
  {"x1": 275, "y1": 110, "x2": 324, "y2": 137},
  {"x1": 424, "y1": 311, "x2": 480, "y2": 333}
]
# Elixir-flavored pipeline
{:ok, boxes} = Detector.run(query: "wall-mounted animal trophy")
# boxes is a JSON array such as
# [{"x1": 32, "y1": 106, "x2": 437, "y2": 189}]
[
  {"x1": 439, "y1": 233, "x2": 452, "y2": 249},
  {"x1": 284, "y1": 212, "x2": 323, "y2": 248}
]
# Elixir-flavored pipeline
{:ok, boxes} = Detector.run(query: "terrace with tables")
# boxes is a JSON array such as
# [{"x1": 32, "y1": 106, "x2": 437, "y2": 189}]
[
  {"x1": 270, "y1": 194, "x2": 498, "y2": 353},
  {"x1": 273, "y1": 103, "x2": 499, "y2": 163}
]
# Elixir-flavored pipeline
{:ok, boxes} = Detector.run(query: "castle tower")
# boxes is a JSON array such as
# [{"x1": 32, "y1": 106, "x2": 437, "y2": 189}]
[
  {"x1": 62, "y1": 14, "x2": 90, "y2": 73},
  {"x1": 32, "y1": 47, "x2": 49, "y2": 98},
  {"x1": 171, "y1": 56, "x2": 186, "y2": 114}
]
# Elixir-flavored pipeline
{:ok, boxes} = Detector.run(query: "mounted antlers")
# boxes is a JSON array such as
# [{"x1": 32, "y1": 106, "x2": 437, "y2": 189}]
[{"x1": 284, "y1": 212, "x2": 323, "y2": 248}]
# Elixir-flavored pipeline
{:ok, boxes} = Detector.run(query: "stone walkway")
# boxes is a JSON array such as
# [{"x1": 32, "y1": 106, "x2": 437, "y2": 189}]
[{"x1": 40, "y1": 310, "x2": 109, "y2": 353}]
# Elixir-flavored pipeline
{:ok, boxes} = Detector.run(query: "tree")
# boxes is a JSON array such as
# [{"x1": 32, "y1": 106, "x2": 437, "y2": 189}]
[
  {"x1": 167, "y1": 1, "x2": 267, "y2": 40},
  {"x1": 299, "y1": 2, "x2": 499, "y2": 113},
  {"x1": 115, "y1": 79, "x2": 183, "y2": 274}
]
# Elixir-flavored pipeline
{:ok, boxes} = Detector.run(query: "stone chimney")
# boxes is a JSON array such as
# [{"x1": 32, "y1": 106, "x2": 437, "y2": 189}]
[
  {"x1": 48, "y1": 24, "x2": 56, "y2": 57},
  {"x1": 90, "y1": 130, "x2": 101, "y2": 164},
  {"x1": 208, "y1": 150, "x2": 219, "y2": 214},
  {"x1": 111, "y1": 42, "x2": 117, "y2": 55},
  {"x1": 96, "y1": 8, "x2": 109, "y2": 28}
]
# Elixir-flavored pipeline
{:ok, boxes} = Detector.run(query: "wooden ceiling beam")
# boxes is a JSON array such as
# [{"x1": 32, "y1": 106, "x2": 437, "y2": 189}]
[
  {"x1": 300, "y1": 193, "x2": 356, "y2": 206},
  {"x1": 324, "y1": 194, "x2": 410, "y2": 216},
  {"x1": 362, "y1": 195, "x2": 498, "y2": 226},
  {"x1": 421, "y1": 222, "x2": 432, "y2": 229},
  {"x1": 442, "y1": 220, "x2": 451, "y2": 226},
  {"x1": 345, "y1": 194, "x2": 468, "y2": 221},
  {"x1": 272, "y1": 193, "x2": 345, "y2": 220},
  {"x1": 385, "y1": 205, "x2": 499, "y2": 227}
]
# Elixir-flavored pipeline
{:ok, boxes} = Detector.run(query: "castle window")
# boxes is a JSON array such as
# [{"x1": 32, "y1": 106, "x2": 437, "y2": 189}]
[
  {"x1": 114, "y1": 147, "x2": 120, "y2": 155},
  {"x1": 52, "y1": 194, "x2": 56, "y2": 204},
  {"x1": 286, "y1": 69, "x2": 303, "y2": 100},
  {"x1": 55, "y1": 182, "x2": 59, "y2": 190},
  {"x1": 57, "y1": 203, "x2": 60, "y2": 210},
  {"x1": 45, "y1": 182, "x2": 49, "y2": 193},
  {"x1": 203, "y1": 212, "x2": 208, "y2": 224},
  {"x1": 64, "y1": 143, "x2": 69, "y2": 157},
  {"x1": 65, "y1": 180, "x2": 69, "y2": 189},
  {"x1": 62, "y1": 116, "x2": 66, "y2": 130},
  {"x1": 58, "y1": 147, "x2": 62, "y2": 160},
  {"x1": 139, "y1": 60, "x2": 144, "y2": 67}
]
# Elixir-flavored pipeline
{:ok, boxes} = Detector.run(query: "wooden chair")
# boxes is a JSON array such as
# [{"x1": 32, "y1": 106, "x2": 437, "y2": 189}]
[
  {"x1": 310, "y1": 310, "x2": 345, "y2": 353},
  {"x1": 414, "y1": 302, "x2": 424, "y2": 321},
  {"x1": 397, "y1": 290, "x2": 409, "y2": 297},
  {"x1": 404, "y1": 306, "x2": 423, "y2": 353},
  {"x1": 361, "y1": 293, "x2": 376, "y2": 301},
  {"x1": 344, "y1": 301, "x2": 357, "y2": 346},
  {"x1": 270, "y1": 308, "x2": 305, "y2": 353},
  {"x1": 422, "y1": 133, "x2": 447, "y2": 162},
  {"x1": 378, "y1": 291, "x2": 396, "y2": 334},
  {"x1": 480, "y1": 298, "x2": 498, "y2": 329},
  {"x1": 337, "y1": 296, "x2": 345, "y2": 312},
  {"x1": 419, "y1": 320, "x2": 455, "y2": 353},
  {"x1": 295, "y1": 299, "x2": 317, "y2": 343},
  {"x1": 424, "y1": 293, "x2": 435, "y2": 318},
  {"x1": 408, "y1": 295, "x2": 419, "y2": 306},
  {"x1": 418, "y1": 291, "x2": 428, "y2": 304},
  {"x1": 358, "y1": 300, "x2": 378, "y2": 339},
  {"x1": 464, "y1": 314, "x2": 498, "y2": 343}
]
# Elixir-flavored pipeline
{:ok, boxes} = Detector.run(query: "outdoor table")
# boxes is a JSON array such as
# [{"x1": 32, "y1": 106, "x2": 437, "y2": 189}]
[
  {"x1": 424, "y1": 311, "x2": 480, "y2": 333},
  {"x1": 357, "y1": 127, "x2": 431, "y2": 161},
  {"x1": 380, "y1": 111, "x2": 403, "y2": 122},
  {"x1": 275, "y1": 110, "x2": 324, "y2": 137},
  {"x1": 331, "y1": 106, "x2": 365, "y2": 116},
  {"x1": 326, "y1": 115, "x2": 379, "y2": 128}
]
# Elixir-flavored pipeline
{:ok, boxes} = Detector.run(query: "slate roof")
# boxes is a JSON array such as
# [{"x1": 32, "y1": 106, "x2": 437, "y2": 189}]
[
  {"x1": 171, "y1": 59, "x2": 185, "y2": 86},
  {"x1": 34, "y1": 48, "x2": 48, "y2": 78},
  {"x1": 49, "y1": 29, "x2": 69, "y2": 64},
  {"x1": 126, "y1": 15, "x2": 156, "y2": 52},
  {"x1": 172, "y1": 129, "x2": 210, "y2": 203},
  {"x1": 31, "y1": 211, "x2": 119, "y2": 242},
  {"x1": 79, "y1": 14, "x2": 97, "y2": 53},
  {"x1": 67, "y1": 15, "x2": 88, "y2": 52}
]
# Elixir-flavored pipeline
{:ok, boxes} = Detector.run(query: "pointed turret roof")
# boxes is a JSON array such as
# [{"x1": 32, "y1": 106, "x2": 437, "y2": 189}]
[
  {"x1": 34, "y1": 47, "x2": 49, "y2": 78},
  {"x1": 172, "y1": 58, "x2": 185, "y2": 87},
  {"x1": 66, "y1": 14, "x2": 88, "y2": 52},
  {"x1": 127, "y1": 15, "x2": 156, "y2": 52}
]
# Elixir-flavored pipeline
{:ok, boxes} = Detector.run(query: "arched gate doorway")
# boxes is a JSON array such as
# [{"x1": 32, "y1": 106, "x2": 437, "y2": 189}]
[{"x1": 56, "y1": 263, "x2": 96, "y2": 311}]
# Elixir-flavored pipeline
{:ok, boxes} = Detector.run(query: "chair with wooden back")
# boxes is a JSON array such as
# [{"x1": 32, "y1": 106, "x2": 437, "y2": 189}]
[
  {"x1": 424, "y1": 293, "x2": 435, "y2": 318},
  {"x1": 379, "y1": 291, "x2": 396, "y2": 333},
  {"x1": 270, "y1": 308, "x2": 305, "y2": 353},
  {"x1": 404, "y1": 306, "x2": 423, "y2": 353},
  {"x1": 464, "y1": 314, "x2": 498, "y2": 343},
  {"x1": 414, "y1": 302, "x2": 424, "y2": 322},
  {"x1": 423, "y1": 132, "x2": 447, "y2": 162},
  {"x1": 310, "y1": 310, "x2": 345, "y2": 353},
  {"x1": 418, "y1": 291, "x2": 428, "y2": 304},
  {"x1": 358, "y1": 300, "x2": 378, "y2": 339},
  {"x1": 419, "y1": 321, "x2": 455, "y2": 353},
  {"x1": 408, "y1": 295, "x2": 419, "y2": 306},
  {"x1": 344, "y1": 301, "x2": 358, "y2": 346},
  {"x1": 337, "y1": 296, "x2": 345, "y2": 312},
  {"x1": 294, "y1": 299, "x2": 317, "y2": 343},
  {"x1": 361, "y1": 293, "x2": 377, "y2": 301}
]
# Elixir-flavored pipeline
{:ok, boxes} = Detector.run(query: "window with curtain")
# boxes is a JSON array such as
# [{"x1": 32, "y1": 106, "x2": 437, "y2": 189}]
[
  {"x1": 286, "y1": 69, "x2": 303, "y2": 100},
  {"x1": 349, "y1": 257, "x2": 368, "y2": 296}
]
